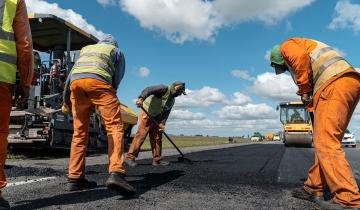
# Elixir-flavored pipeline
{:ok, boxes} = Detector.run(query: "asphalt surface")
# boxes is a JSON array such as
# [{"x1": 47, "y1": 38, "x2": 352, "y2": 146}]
[{"x1": 3, "y1": 142, "x2": 360, "y2": 210}]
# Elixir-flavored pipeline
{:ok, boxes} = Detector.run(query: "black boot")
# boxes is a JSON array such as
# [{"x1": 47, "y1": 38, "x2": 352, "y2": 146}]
[
  {"x1": 66, "y1": 178, "x2": 97, "y2": 191},
  {"x1": 291, "y1": 188, "x2": 323, "y2": 203},
  {"x1": 105, "y1": 172, "x2": 136, "y2": 197}
]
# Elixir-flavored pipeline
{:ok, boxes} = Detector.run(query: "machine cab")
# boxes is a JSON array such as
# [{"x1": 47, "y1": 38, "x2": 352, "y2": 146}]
[{"x1": 279, "y1": 102, "x2": 310, "y2": 125}]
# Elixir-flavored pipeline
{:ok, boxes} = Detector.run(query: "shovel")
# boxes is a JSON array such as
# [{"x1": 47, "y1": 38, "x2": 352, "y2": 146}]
[{"x1": 140, "y1": 106, "x2": 194, "y2": 165}]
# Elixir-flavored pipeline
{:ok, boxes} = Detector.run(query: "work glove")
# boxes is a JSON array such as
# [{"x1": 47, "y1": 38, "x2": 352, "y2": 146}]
[
  {"x1": 61, "y1": 103, "x2": 70, "y2": 114},
  {"x1": 17, "y1": 85, "x2": 30, "y2": 109},
  {"x1": 301, "y1": 93, "x2": 312, "y2": 106},
  {"x1": 158, "y1": 123, "x2": 165, "y2": 133},
  {"x1": 136, "y1": 98, "x2": 144, "y2": 108}
]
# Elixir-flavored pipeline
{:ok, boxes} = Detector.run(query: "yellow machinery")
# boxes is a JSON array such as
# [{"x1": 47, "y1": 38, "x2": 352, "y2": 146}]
[
  {"x1": 279, "y1": 102, "x2": 313, "y2": 147},
  {"x1": 9, "y1": 14, "x2": 138, "y2": 150}
]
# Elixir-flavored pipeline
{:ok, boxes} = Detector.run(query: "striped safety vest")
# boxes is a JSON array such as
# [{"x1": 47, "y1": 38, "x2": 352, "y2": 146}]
[
  {"x1": 71, "y1": 43, "x2": 116, "y2": 83},
  {"x1": 285, "y1": 40, "x2": 352, "y2": 94},
  {"x1": 0, "y1": 0, "x2": 18, "y2": 84},
  {"x1": 143, "y1": 86, "x2": 175, "y2": 117}
]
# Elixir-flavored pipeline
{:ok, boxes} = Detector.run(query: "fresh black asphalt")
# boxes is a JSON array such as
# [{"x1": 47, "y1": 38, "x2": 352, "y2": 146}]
[{"x1": 3, "y1": 143, "x2": 360, "y2": 209}]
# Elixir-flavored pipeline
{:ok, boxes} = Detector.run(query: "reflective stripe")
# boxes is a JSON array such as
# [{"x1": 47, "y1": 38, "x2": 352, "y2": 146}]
[
  {"x1": 73, "y1": 61, "x2": 114, "y2": 75},
  {"x1": 313, "y1": 56, "x2": 345, "y2": 83},
  {"x1": 81, "y1": 52, "x2": 114, "y2": 69},
  {"x1": 0, "y1": 30, "x2": 14, "y2": 41},
  {"x1": 310, "y1": 47, "x2": 333, "y2": 63},
  {"x1": 0, "y1": 52, "x2": 16, "y2": 64}
]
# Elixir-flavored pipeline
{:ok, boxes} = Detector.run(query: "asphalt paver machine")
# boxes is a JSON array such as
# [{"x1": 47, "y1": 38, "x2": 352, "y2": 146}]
[{"x1": 9, "y1": 14, "x2": 137, "y2": 150}]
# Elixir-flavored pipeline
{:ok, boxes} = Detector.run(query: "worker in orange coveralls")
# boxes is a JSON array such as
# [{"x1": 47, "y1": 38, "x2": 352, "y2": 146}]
[
  {"x1": 0, "y1": 0, "x2": 33, "y2": 209},
  {"x1": 270, "y1": 37, "x2": 360, "y2": 209},
  {"x1": 62, "y1": 34, "x2": 135, "y2": 197}
]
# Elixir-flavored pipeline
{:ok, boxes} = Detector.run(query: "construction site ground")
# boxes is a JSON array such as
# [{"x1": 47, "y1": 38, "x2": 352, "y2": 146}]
[{"x1": 4, "y1": 142, "x2": 360, "y2": 210}]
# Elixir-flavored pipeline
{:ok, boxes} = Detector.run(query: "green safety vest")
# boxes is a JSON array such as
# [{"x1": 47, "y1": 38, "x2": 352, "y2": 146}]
[
  {"x1": 0, "y1": 0, "x2": 18, "y2": 84},
  {"x1": 71, "y1": 43, "x2": 116, "y2": 83},
  {"x1": 143, "y1": 86, "x2": 175, "y2": 117}
]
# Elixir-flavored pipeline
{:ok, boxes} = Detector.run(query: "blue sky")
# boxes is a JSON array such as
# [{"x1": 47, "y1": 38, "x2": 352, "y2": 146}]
[{"x1": 26, "y1": 0, "x2": 360, "y2": 137}]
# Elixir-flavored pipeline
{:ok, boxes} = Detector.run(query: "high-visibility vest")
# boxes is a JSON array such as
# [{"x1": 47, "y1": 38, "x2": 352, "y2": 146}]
[
  {"x1": 143, "y1": 86, "x2": 175, "y2": 117},
  {"x1": 0, "y1": 0, "x2": 18, "y2": 84},
  {"x1": 309, "y1": 40, "x2": 351, "y2": 93},
  {"x1": 285, "y1": 40, "x2": 352, "y2": 94},
  {"x1": 71, "y1": 43, "x2": 116, "y2": 83}
]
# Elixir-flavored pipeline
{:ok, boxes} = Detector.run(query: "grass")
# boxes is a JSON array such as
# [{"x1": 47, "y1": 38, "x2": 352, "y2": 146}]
[{"x1": 140, "y1": 136, "x2": 251, "y2": 151}]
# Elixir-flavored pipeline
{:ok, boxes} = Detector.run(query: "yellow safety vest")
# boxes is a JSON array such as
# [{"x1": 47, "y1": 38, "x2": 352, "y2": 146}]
[
  {"x1": 71, "y1": 43, "x2": 116, "y2": 83},
  {"x1": 0, "y1": 0, "x2": 18, "y2": 84},
  {"x1": 285, "y1": 40, "x2": 352, "y2": 95},
  {"x1": 309, "y1": 40, "x2": 351, "y2": 93},
  {"x1": 143, "y1": 86, "x2": 175, "y2": 117}
]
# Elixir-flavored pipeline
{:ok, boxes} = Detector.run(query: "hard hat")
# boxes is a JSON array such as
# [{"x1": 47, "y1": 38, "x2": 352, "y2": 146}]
[{"x1": 270, "y1": 45, "x2": 284, "y2": 66}]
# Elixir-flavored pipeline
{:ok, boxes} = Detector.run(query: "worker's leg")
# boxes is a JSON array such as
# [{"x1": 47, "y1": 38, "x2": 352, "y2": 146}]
[
  {"x1": 68, "y1": 80, "x2": 93, "y2": 179},
  {"x1": 310, "y1": 74, "x2": 360, "y2": 208},
  {"x1": 89, "y1": 83, "x2": 125, "y2": 174},
  {"x1": 0, "y1": 83, "x2": 12, "y2": 189},
  {"x1": 304, "y1": 153, "x2": 327, "y2": 196},
  {"x1": 149, "y1": 123, "x2": 163, "y2": 162},
  {"x1": 127, "y1": 110, "x2": 150, "y2": 160}
]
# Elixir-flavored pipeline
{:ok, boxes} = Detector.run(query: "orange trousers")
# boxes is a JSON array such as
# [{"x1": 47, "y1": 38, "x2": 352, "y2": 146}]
[
  {"x1": 127, "y1": 110, "x2": 163, "y2": 162},
  {"x1": 0, "y1": 83, "x2": 12, "y2": 189},
  {"x1": 304, "y1": 73, "x2": 360, "y2": 208},
  {"x1": 68, "y1": 78, "x2": 125, "y2": 179}
]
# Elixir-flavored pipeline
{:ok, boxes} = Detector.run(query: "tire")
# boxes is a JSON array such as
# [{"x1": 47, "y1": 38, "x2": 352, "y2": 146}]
[{"x1": 352, "y1": 145, "x2": 356, "y2": 148}]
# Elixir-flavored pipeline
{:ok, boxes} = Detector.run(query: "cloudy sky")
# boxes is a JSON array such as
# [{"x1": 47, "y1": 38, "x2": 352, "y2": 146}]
[{"x1": 26, "y1": 0, "x2": 360, "y2": 136}]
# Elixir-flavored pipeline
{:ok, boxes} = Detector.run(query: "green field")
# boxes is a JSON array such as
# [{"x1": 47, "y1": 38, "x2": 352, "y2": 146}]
[{"x1": 140, "y1": 136, "x2": 251, "y2": 151}]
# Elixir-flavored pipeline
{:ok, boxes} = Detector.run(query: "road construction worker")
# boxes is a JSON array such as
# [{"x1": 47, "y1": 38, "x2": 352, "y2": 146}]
[
  {"x1": 62, "y1": 34, "x2": 136, "y2": 197},
  {"x1": 270, "y1": 37, "x2": 360, "y2": 209},
  {"x1": 0, "y1": 0, "x2": 33, "y2": 208},
  {"x1": 126, "y1": 81, "x2": 186, "y2": 167}
]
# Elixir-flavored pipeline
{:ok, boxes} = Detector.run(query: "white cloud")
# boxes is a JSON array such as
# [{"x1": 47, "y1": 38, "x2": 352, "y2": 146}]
[
  {"x1": 252, "y1": 72, "x2": 299, "y2": 102},
  {"x1": 231, "y1": 69, "x2": 255, "y2": 81},
  {"x1": 121, "y1": 0, "x2": 220, "y2": 43},
  {"x1": 117, "y1": 0, "x2": 314, "y2": 43},
  {"x1": 97, "y1": 0, "x2": 118, "y2": 7},
  {"x1": 329, "y1": 0, "x2": 360, "y2": 33},
  {"x1": 354, "y1": 104, "x2": 360, "y2": 120},
  {"x1": 264, "y1": 50, "x2": 271, "y2": 62},
  {"x1": 169, "y1": 109, "x2": 206, "y2": 120},
  {"x1": 175, "y1": 86, "x2": 227, "y2": 108},
  {"x1": 229, "y1": 92, "x2": 252, "y2": 105},
  {"x1": 137, "y1": 66, "x2": 150, "y2": 77},
  {"x1": 356, "y1": 68, "x2": 360, "y2": 72},
  {"x1": 216, "y1": 103, "x2": 277, "y2": 120},
  {"x1": 26, "y1": 0, "x2": 106, "y2": 39}
]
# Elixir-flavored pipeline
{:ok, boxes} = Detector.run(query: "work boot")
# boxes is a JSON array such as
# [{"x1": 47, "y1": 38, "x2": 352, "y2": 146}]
[
  {"x1": 105, "y1": 172, "x2": 136, "y2": 197},
  {"x1": 291, "y1": 188, "x2": 323, "y2": 203},
  {"x1": 0, "y1": 192, "x2": 9, "y2": 210},
  {"x1": 66, "y1": 178, "x2": 97, "y2": 191},
  {"x1": 125, "y1": 159, "x2": 137, "y2": 167},
  {"x1": 317, "y1": 199, "x2": 360, "y2": 210},
  {"x1": 152, "y1": 160, "x2": 170, "y2": 166}
]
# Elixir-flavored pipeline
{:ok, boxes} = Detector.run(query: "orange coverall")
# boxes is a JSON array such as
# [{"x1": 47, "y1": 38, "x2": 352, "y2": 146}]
[
  {"x1": 0, "y1": 0, "x2": 33, "y2": 189},
  {"x1": 68, "y1": 79, "x2": 125, "y2": 179},
  {"x1": 281, "y1": 38, "x2": 360, "y2": 208},
  {"x1": 127, "y1": 109, "x2": 163, "y2": 162}
]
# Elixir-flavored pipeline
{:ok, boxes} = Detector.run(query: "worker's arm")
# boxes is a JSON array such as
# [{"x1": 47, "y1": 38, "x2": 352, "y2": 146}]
[
  {"x1": 111, "y1": 48, "x2": 125, "y2": 90},
  {"x1": 280, "y1": 39, "x2": 313, "y2": 95},
  {"x1": 13, "y1": 0, "x2": 33, "y2": 88},
  {"x1": 138, "y1": 85, "x2": 168, "y2": 100}
]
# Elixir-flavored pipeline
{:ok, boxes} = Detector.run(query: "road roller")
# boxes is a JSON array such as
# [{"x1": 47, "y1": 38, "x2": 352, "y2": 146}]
[{"x1": 278, "y1": 102, "x2": 313, "y2": 147}]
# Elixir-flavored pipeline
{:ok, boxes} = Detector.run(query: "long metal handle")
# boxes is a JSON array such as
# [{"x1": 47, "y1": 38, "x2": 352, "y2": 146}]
[{"x1": 140, "y1": 106, "x2": 185, "y2": 157}]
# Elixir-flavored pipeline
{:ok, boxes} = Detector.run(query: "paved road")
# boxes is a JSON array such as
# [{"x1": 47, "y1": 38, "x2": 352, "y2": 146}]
[{"x1": 3, "y1": 142, "x2": 360, "y2": 209}]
